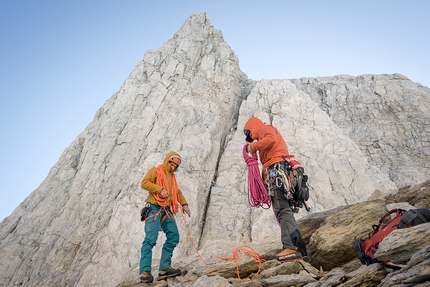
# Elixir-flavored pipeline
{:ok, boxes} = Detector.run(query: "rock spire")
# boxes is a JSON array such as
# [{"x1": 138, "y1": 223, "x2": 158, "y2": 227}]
[{"x1": 0, "y1": 12, "x2": 429, "y2": 287}]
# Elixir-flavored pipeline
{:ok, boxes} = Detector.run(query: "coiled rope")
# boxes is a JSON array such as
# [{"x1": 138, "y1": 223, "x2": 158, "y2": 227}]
[
  {"x1": 242, "y1": 144, "x2": 271, "y2": 209},
  {"x1": 154, "y1": 164, "x2": 179, "y2": 214},
  {"x1": 217, "y1": 246, "x2": 266, "y2": 279},
  {"x1": 152, "y1": 165, "x2": 206, "y2": 264}
]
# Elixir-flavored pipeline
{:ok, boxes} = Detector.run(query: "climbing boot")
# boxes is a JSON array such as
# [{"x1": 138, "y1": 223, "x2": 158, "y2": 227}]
[
  {"x1": 270, "y1": 248, "x2": 303, "y2": 262},
  {"x1": 140, "y1": 271, "x2": 154, "y2": 283},
  {"x1": 157, "y1": 267, "x2": 181, "y2": 281}
]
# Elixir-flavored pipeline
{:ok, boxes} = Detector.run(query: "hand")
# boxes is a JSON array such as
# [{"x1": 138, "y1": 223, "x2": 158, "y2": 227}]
[
  {"x1": 160, "y1": 189, "x2": 169, "y2": 198},
  {"x1": 182, "y1": 205, "x2": 191, "y2": 217},
  {"x1": 247, "y1": 144, "x2": 253, "y2": 154}
]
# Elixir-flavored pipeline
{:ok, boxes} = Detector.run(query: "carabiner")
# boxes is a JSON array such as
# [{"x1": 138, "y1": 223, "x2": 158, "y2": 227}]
[{"x1": 276, "y1": 177, "x2": 283, "y2": 187}]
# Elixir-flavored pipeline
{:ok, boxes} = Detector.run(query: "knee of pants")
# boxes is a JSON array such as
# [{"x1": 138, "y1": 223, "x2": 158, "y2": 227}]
[
  {"x1": 169, "y1": 232, "x2": 179, "y2": 246},
  {"x1": 164, "y1": 227, "x2": 180, "y2": 246},
  {"x1": 278, "y1": 206, "x2": 293, "y2": 218},
  {"x1": 142, "y1": 233, "x2": 158, "y2": 248},
  {"x1": 142, "y1": 236, "x2": 157, "y2": 248},
  {"x1": 162, "y1": 221, "x2": 180, "y2": 245}
]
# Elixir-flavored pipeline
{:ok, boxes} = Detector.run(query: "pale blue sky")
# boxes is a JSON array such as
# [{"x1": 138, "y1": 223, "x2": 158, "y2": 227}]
[{"x1": 1, "y1": 1, "x2": 429, "y2": 222}]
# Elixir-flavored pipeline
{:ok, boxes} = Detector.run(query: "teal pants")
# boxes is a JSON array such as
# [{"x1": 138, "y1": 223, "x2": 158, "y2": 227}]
[{"x1": 139, "y1": 204, "x2": 180, "y2": 273}]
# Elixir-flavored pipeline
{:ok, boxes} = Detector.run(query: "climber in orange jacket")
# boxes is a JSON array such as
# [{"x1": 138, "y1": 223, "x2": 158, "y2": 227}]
[
  {"x1": 139, "y1": 151, "x2": 191, "y2": 283},
  {"x1": 244, "y1": 117, "x2": 307, "y2": 262}
]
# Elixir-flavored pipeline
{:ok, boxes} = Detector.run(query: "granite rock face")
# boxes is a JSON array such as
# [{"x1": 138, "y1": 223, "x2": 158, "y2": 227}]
[
  {"x1": 291, "y1": 75, "x2": 430, "y2": 187},
  {"x1": 0, "y1": 12, "x2": 429, "y2": 287}
]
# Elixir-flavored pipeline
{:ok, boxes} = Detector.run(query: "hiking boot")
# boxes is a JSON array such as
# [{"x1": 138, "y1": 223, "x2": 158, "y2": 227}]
[
  {"x1": 270, "y1": 248, "x2": 303, "y2": 262},
  {"x1": 140, "y1": 271, "x2": 154, "y2": 283},
  {"x1": 157, "y1": 267, "x2": 181, "y2": 281}
]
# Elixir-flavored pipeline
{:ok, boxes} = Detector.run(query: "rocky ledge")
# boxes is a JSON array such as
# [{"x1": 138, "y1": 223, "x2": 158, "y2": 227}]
[{"x1": 120, "y1": 180, "x2": 430, "y2": 287}]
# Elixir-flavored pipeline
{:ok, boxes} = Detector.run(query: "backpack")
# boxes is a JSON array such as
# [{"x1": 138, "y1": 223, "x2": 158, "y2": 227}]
[
  {"x1": 263, "y1": 154, "x2": 310, "y2": 212},
  {"x1": 286, "y1": 164, "x2": 310, "y2": 212},
  {"x1": 352, "y1": 208, "x2": 430, "y2": 267}
]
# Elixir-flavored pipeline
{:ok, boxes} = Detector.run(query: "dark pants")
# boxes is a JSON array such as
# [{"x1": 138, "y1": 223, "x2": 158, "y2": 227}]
[{"x1": 271, "y1": 185, "x2": 307, "y2": 256}]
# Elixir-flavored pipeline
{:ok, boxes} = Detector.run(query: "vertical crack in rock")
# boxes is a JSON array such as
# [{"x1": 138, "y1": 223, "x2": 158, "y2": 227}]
[
  {"x1": 7, "y1": 216, "x2": 21, "y2": 235},
  {"x1": 198, "y1": 107, "x2": 241, "y2": 247},
  {"x1": 198, "y1": 73, "x2": 255, "y2": 248}
]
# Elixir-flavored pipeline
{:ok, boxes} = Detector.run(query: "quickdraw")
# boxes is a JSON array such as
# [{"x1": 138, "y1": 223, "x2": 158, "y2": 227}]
[{"x1": 276, "y1": 168, "x2": 292, "y2": 197}]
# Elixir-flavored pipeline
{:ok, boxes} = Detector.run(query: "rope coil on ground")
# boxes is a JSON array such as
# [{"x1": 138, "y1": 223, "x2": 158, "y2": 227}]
[
  {"x1": 217, "y1": 246, "x2": 266, "y2": 279},
  {"x1": 243, "y1": 144, "x2": 271, "y2": 209}
]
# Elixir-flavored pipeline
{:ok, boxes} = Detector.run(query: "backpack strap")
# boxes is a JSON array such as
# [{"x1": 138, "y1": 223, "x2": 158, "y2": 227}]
[
  {"x1": 414, "y1": 210, "x2": 429, "y2": 224},
  {"x1": 374, "y1": 209, "x2": 405, "y2": 232}
]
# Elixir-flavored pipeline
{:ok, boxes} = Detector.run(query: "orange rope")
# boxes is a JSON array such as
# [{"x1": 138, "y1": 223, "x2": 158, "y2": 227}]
[
  {"x1": 180, "y1": 205, "x2": 207, "y2": 264},
  {"x1": 153, "y1": 193, "x2": 170, "y2": 209},
  {"x1": 154, "y1": 164, "x2": 179, "y2": 214},
  {"x1": 152, "y1": 165, "x2": 205, "y2": 264},
  {"x1": 217, "y1": 246, "x2": 266, "y2": 279}
]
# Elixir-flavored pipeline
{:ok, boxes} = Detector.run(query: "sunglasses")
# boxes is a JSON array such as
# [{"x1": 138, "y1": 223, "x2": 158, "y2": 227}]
[
  {"x1": 169, "y1": 161, "x2": 179, "y2": 168},
  {"x1": 244, "y1": 130, "x2": 251, "y2": 137}
]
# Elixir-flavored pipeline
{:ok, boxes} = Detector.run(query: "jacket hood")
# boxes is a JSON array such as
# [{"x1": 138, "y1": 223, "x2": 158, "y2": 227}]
[
  {"x1": 163, "y1": 151, "x2": 182, "y2": 173},
  {"x1": 243, "y1": 117, "x2": 265, "y2": 140}
]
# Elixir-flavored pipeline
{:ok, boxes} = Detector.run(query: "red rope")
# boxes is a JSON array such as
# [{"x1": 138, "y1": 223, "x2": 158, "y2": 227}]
[{"x1": 243, "y1": 144, "x2": 271, "y2": 209}]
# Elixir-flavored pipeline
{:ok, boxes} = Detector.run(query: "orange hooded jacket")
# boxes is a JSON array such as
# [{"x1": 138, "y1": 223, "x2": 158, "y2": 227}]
[
  {"x1": 244, "y1": 117, "x2": 290, "y2": 176},
  {"x1": 141, "y1": 151, "x2": 188, "y2": 207}
]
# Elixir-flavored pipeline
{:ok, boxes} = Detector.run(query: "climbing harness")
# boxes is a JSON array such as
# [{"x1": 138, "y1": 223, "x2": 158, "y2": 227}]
[
  {"x1": 242, "y1": 144, "x2": 271, "y2": 209},
  {"x1": 265, "y1": 160, "x2": 310, "y2": 213}
]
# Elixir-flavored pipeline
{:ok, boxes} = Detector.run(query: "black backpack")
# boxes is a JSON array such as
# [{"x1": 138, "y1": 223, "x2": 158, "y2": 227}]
[{"x1": 289, "y1": 166, "x2": 310, "y2": 212}]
